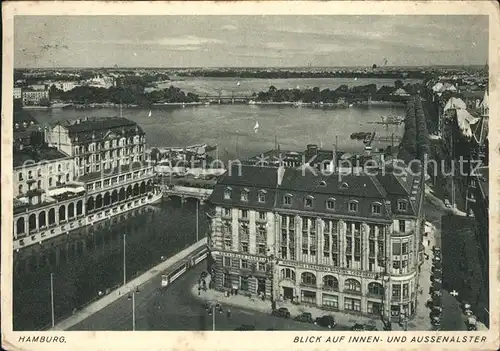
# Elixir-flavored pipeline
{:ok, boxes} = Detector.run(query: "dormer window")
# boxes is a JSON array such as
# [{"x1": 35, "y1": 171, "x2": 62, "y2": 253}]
[
  {"x1": 224, "y1": 187, "x2": 232, "y2": 200},
  {"x1": 372, "y1": 202, "x2": 382, "y2": 215},
  {"x1": 241, "y1": 189, "x2": 249, "y2": 202},
  {"x1": 326, "y1": 198, "x2": 336, "y2": 210},
  {"x1": 305, "y1": 195, "x2": 314, "y2": 208},
  {"x1": 340, "y1": 182, "x2": 349, "y2": 189},
  {"x1": 348, "y1": 201, "x2": 358, "y2": 212},
  {"x1": 284, "y1": 194, "x2": 292, "y2": 206},
  {"x1": 258, "y1": 190, "x2": 267, "y2": 203},
  {"x1": 398, "y1": 200, "x2": 408, "y2": 211},
  {"x1": 319, "y1": 180, "x2": 327, "y2": 187}
]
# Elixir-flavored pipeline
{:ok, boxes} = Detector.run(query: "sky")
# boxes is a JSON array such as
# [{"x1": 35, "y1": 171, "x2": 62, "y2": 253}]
[{"x1": 14, "y1": 15, "x2": 488, "y2": 68}]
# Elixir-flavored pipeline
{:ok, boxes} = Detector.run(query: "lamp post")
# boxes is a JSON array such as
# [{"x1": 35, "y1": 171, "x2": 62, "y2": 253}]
[
  {"x1": 50, "y1": 273, "x2": 55, "y2": 328},
  {"x1": 196, "y1": 199, "x2": 199, "y2": 242},
  {"x1": 266, "y1": 253, "x2": 278, "y2": 311},
  {"x1": 123, "y1": 234, "x2": 127, "y2": 286},
  {"x1": 128, "y1": 287, "x2": 138, "y2": 331}
]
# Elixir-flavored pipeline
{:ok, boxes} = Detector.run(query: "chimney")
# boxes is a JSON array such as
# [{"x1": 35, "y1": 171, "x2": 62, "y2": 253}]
[
  {"x1": 330, "y1": 144, "x2": 336, "y2": 173},
  {"x1": 277, "y1": 165, "x2": 285, "y2": 186}
]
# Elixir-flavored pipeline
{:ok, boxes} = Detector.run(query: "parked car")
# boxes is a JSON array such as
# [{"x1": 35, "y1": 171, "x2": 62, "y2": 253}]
[
  {"x1": 351, "y1": 323, "x2": 365, "y2": 331},
  {"x1": 433, "y1": 246, "x2": 441, "y2": 255},
  {"x1": 271, "y1": 307, "x2": 291, "y2": 318},
  {"x1": 294, "y1": 312, "x2": 314, "y2": 323},
  {"x1": 314, "y1": 315, "x2": 336, "y2": 328},
  {"x1": 444, "y1": 199, "x2": 451, "y2": 208},
  {"x1": 466, "y1": 317, "x2": 477, "y2": 331},
  {"x1": 364, "y1": 324, "x2": 378, "y2": 331},
  {"x1": 234, "y1": 324, "x2": 255, "y2": 331}
]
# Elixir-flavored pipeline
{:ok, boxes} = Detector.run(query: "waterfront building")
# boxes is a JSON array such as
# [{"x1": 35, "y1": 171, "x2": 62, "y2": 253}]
[
  {"x1": 208, "y1": 164, "x2": 424, "y2": 321},
  {"x1": 14, "y1": 86, "x2": 22, "y2": 99},
  {"x1": 22, "y1": 89, "x2": 50, "y2": 106},
  {"x1": 13, "y1": 117, "x2": 161, "y2": 251},
  {"x1": 50, "y1": 81, "x2": 79, "y2": 92},
  {"x1": 45, "y1": 117, "x2": 147, "y2": 177}
]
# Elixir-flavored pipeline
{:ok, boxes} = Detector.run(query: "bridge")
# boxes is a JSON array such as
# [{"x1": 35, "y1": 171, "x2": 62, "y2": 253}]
[
  {"x1": 162, "y1": 185, "x2": 214, "y2": 203},
  {"x1": 199, "y1": 95, "x2": 254, "y2": 104}
]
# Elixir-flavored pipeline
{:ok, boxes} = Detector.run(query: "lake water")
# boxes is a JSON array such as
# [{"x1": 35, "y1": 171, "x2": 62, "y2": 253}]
[
  {"x1": 29, "y1": 78, "x2": 410, "y2": 161},
  {"x1": 13, "y1": 198, "x2": 209, "y2": 331}
]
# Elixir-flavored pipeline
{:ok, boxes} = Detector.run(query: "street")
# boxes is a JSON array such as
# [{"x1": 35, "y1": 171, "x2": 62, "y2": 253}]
[
  {"x1": 70, "y1": 263, "x2": 345, "y2": 331},
  {"x1": 422, "y1": 196, "x2": 468, "y2": 331}
]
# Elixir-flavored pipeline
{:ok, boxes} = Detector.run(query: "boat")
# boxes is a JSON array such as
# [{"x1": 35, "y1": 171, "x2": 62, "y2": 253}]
[
  {"x1": 50, "y1": 102, "x2": 73, "y2": 109},
  {"x1": 350, "y1": 132, "x2": 372, "y2": 140}
]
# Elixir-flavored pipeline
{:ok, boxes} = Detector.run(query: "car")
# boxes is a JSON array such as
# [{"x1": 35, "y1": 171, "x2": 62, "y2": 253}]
[
  {"x1": 294, "y1": 312, "x2": 314, "y2": 323},
  {"x1": 364, "y1": 324, "x2": 378, "y2": 331},
  {"x1": 234, "y1": 324, "x2": 255, "y2": 331},
  {"x1": 271, "y1": 307, "x2": 291, "y2": 318},
  {"x1": 351, "y1": 323, "x2": 367, "y2": 331},
  {"x1": 444, "y1": 199, "x2": 451, "y2": 208},
  {"x1": 314, "y1": 315, "x2": 336, "y2": 328}
]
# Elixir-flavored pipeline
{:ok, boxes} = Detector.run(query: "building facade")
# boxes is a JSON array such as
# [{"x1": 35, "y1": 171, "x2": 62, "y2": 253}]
[
  {"x1": 46, "y1": 117, "x2": 147, "y2": 178},
  {"x1": 13, "y1": 117, "x2": 160, "y2": 251},
  {"x1": 14, "y1": 87, "x2": 22, "y2": 99},
  {"x1": 208, "y1": 165, "x2": 424, "y2": 321},
  {"x1": 22, "y1": 90, "x2": 49, "y2": 106}
]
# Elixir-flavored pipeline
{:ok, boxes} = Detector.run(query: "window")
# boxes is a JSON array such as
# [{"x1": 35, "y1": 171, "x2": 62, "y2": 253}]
[
  {"x1": 403, "y1": 283, "x2": 409, "y2": 298},
  {"x1": 241, "y1": 242, "x2": 249, "y2": 253},
  {"x1": 392, "y1": 284, "x2": 401, "y2": 299},
  {"x1": 223, "y1": 257, "x2": 231, "y2": 267},
  {"x1": 28, "y1": 170, "x2": 33, "y2": 179},
  {"x1": 399, "y1": 220, "x2": 406, "y2": 233},
  {"x1": 18, "y1": 172, "x2": 23, "y2": 181},
  {"x1": 322, "y1": 275, "x2": 339, "y2": 290},
  {"x1": 258, "y1": 211, "x2": 267, "y2": 220},
  {"x1": 393, "y1": 261, "x2": 400, "y2": 269},
  {"x1": 258, "y1": 191, "x2": 266, "y2": 203},
  {"x1": 372, "y1": 203, "x2": 381, "y2": 215},
  {"x1": 240, "y1": 276, "x2": 249, "y2": 291},
  {"x1": 301, "y1": 272, "x2": 316, "y2": 286},
  {"x1": 345, "y1": 279, "x2": 361, "y2": 293},
  {"x1": 224, "y1": 239, "x2": 232, "y2": 250},
  {"x1": 402, "y1": 242, "x2": 409, "y2": 254},
  {"x1": 368, "y1": 282, "x2": 384, "y2": 296},
  {"x1": 258, "y1": 244, "x2": 266, "y2": 255},
  {"x1": 348, "y1": 201, "x2": 358, "y2": 212},
  {"x1": 224, "y1": 187, "x2": 232, "y2": 200},
  {"x1": 326, "y1": 198, "x2": 336, "y2": 210},
  {"x1": 340, "y1": 182, "x2": 349, "y2": 189},
  {"x1": 223, "y1": 208, "x2": 231, "y2": 217},
  {"x1": 258, "y1": 262, "x2": 266, "y2": 271},
  {"x1": 240, "y1": 210, "x2": 248, "y2": 219},
  {"x1": 241, "y1": 189, "x2": 249, "y2": 202},
  {"x1": 240, "y1": 259, "x2": 248, "y2": 269},
  {"x1": 344, "y1": 298, "x2": 361, "y2": 311},
  {"x1": 398, "y1": 200, "x2": 408, "y2": 211},
  {"x1": 305, "y1": 196, "x2": 314, "y2": 208},
  {"x1": 37, "y1": 169, "x2": 42, "y2": 177},
  {"x1": 284, "y1": 195, "x2": 292, "y2": 206},
  {"x1": 258, "y1": 226, "x2": 266, "y2": 239},
  {"x1": 322, "y1": 294, "x2": 338, "y2": 309}
]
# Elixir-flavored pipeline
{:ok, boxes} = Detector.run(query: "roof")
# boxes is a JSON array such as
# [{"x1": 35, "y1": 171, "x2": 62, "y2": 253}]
[
  {"x1": 14, "y1": 110, "x2": 39, "y2": 126},
  {"x1": 61, "y1": 117, "x2": 144, "y2": 143},
  {"x1": 14, "y1": 146, "x2": 68, "y2": 168},
  {"x1": 209, "y1": 165, "x2": 417, "y2": 220}
]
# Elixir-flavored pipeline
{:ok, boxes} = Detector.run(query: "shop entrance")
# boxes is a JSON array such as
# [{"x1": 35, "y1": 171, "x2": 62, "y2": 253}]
[{"x1": 283, "y1": 287, "x2": 294, "y2": 300}]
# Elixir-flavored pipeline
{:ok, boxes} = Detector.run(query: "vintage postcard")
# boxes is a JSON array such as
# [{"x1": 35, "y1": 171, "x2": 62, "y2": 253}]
[{"x1": 1, "y1": 1, "x2": 499, "y2": 350}]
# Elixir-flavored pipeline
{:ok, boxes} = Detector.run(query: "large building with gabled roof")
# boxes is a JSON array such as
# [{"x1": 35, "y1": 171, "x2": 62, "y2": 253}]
[{"x1": 207, "y1": 163, "x2": 424, "y2": 322}]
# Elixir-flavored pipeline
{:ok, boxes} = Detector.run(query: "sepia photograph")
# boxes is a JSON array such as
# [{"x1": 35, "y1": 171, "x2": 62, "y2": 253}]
[{"x1": 1, "y1": 1, "x2": 498, "y2": 350}]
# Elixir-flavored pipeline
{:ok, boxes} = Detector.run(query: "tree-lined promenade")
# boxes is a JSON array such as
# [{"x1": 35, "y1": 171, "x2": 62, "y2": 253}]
[{"x1": 398, "y1": 95, "x2": 431, "y2": 164}]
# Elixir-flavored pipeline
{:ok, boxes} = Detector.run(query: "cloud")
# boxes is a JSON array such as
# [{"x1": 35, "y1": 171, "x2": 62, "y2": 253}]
[
  {"x1": 145, "y1": 35, "x2": 224, "y2": 46},
  {"x1": 221, "y1": 24, "x2": 238, "y2": 31}
]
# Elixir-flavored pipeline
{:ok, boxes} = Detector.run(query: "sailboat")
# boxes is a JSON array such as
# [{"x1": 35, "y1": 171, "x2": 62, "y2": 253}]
[
  {"x1": 237, "y1": 81, "x2": 241, "y2": 86},
  {"x1": 253, "y1": 121, "x2": 259, "y2": 133},
  {"x1": 148, "y1": 110, "x2": 152, "y2": 118}
]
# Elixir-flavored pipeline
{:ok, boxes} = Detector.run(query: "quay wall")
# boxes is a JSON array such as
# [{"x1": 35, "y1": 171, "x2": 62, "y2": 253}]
[{"x1": 51, "y1": 237, "x2": 207, "y2": 331}]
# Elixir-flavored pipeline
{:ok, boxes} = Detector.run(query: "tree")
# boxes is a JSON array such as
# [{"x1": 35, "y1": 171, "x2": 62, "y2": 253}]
[{"x1": 394, "y1": 80, "x2": 404, "y2": 89}]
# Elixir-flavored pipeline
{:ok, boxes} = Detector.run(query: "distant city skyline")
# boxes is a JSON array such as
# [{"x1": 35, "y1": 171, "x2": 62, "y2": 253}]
[{"x1": 15, "y1": 15, "x2": 488, "y2": 69}]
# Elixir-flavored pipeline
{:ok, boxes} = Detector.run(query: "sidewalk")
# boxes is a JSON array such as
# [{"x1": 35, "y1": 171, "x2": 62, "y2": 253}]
[
  {"x1": 190, "y1": 275, "x2": 400, "y2": 331},
  {"x1": 51, "y1": 238, "x2": 207, "y2": 331}
]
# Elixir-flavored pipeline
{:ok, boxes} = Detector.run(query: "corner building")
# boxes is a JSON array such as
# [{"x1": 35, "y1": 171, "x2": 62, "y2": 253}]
[{"x1": 208, "y1": 165, "x2": 424, "y2": 321}]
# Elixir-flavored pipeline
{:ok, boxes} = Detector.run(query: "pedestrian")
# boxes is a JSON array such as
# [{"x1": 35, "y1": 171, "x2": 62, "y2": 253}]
[
  {"x1": 198, "y1": 286, "x2": 201, "y2": 296},
  {"x1": 227, "y1": 309, "x2": 231, "y2": 318}
]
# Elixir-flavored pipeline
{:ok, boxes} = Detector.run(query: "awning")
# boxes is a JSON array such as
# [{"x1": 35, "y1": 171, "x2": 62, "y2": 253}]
[{"x1": 232, "y1": 283, "x2": 238, "y2": 289}]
